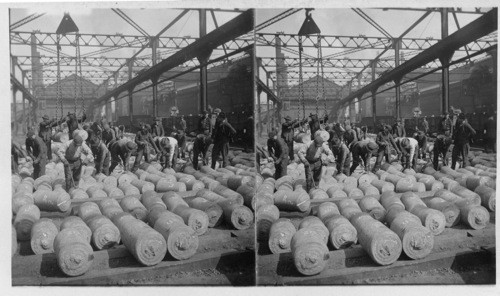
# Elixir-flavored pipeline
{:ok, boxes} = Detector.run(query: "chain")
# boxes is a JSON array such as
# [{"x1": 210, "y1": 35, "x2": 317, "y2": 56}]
[
  {"x1": 319, "y1": 35, "x2": 327, "y2": 118},
  {"x1": 77, "y1": 35, "x2": 85, "y2": 115},
  {"x1": 73, "y1": 35, "x2": 78, "y2": 115},
  {"x1": 298, "y1": 35, "x2": 305, "y2": 121},
  {"x1": 315, "y1": 36, "x2": 320, "y2": 117},
  {"x1": 56, "y1": 34, "x2": 62, "y2": 128}
]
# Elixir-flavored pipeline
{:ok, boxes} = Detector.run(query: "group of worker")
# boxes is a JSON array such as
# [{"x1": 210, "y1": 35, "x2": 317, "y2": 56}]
[{"x1": 266, "y1": 111, "x2": 480, "y2": 192}]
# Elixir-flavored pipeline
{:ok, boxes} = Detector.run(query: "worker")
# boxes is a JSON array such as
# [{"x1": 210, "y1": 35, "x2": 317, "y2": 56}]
[
  {"x1": 441, "y1": 112, "x2": 453, "y2": 137},
  {"x1": 38, "y1": 114, "x2": 61, "y2": 161},
  {"x1": 282, "y1": 115, "x2": 307, "y2": 160},
  {"x1": 155, "y1": 135, "x2": 179, "y2": 170},
  {"x1": 57, "y1": 134, "x2": 94, "y2": 191},
  {"x1": 267, "y1": 131, "x2": 289, "y2": 179},
  {"x1": 198, "y1": 111, "x2": 211, "y2": 135},
  {"x1": 350, "y1": 140, "x2": 379, "y2": 174},
  {"x1": 109, "y1": 139, "x2": 137, "y2": 173},
  {"x1": 394, "y1": 137, "x2": 419, "y2": 170},
  {"x1": 179, "y1": 115, "x2": 187, "y2": 133},
  {"x1": 211, "y1": 112, "x2": 236, "y2": 169},
  {"x1": 421, "y1": 117, "x2": 429, "y2": 135},
  {"x1": 102, "y1": 123, "x2": 117, "y2": 147},
  {"x1": 298, "y1": 136, "x2": 334, "y2": 191},
  {"x1": 308, "y1": 113, "x2": 328, "y2": 136},
  {"x1": 25, "y1": 130, "x2": 48, "y2": 179},
  {"x1": 211, "y1": 108, "x2": 222, "y2": 134},
  {"x1": 66, "y1": 112, "x2": 87, "y2": 140},
  {"x1": 374, "y1": 124, "x2": 400, "y2": 171},
  {"x1": 116, "y1": 125, "x2": 125, "y2": 140},
  {"x1": 330, "y1": 133, "x2": 351, "y2": 176},
  {"x1": 451, "y1": 113, "x2": 476, "y2": 169},
  {"x1": 132, "y1": 124, "x2": 160, "y2": 172},
  {"x1": 151, "y1": 117, "x2": 165, "y2": 138},
  {"x1": 192, "y1": 131, "x2": 212, "y2": 170},
  {"x1": 433, "y1": 134, "x2": 453, "y2": 170},
  {"x1": 12, "y1": 141, "x2": 27, "y2": 175},
  {"x1": 91, "y1": 138, "x2": 111, "y2": 176},
  {"x1": 343, "y1": 123, "x2": 358, "y2": 148},
  {"x1": 414, "y1": 131, "x2": 428, "y2": 161},
  {"x1": 392, "y1": 118, "x2": 406, "y2": 138},
  {"x1": 174, "y1": 130, "x2": 187, "y2": 159},
  {"x1": 483, "y1": 116, "x2": 496, "y2": 153}
]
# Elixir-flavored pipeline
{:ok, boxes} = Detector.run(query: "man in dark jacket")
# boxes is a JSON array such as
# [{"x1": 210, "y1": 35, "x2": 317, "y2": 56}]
[
  {"x1": 421, "y1": 117, "x2": 429, "y2": 135},
  {"x1": 414, "y1": 131, "x2": 428, "y2": 161},
  {"x1": 281, "y1": 115, "x2": 307, "y2": 160},
  {"x1": 343, "y1": 123, "x2": 358, "y2": 148},
  {"x1": 308, "y1": 113, "x2": 328, "y2": 136},
  {"x1": 102, "y1": 123, "x2": 116, "y2": 147},
  {"x1": 151, "y1": 117, "x2": 165, "y2": 138},
  {"x1": 38, "y1": 114, "x2": 61, "y2": 161},
  {"x1": 350, "y1": 140, "x2": 379, "y2": 174},
  {"x1": 179, "y1": 115, "x2": 187, "y2": 133},
  {"x1": 91, "y1": 138, "x2": 111, "y2": 176},
  {"x1": 433, "y1": 134, "x2": 453, "y2": 170},
  {"x1": 66, "y1": 112, "x2": 87, "y2": 140},
  {"x1": 109, "y1": 139, "x2": 137, "y2": 173},
  {"x1": 132, "y1": 124, "x2": 160, "y2": 172},
  {"x1": 374, "y1": 124, "x2": 399, "y2": 171},
  {"x1": 25, "y1": 130, "x2": 48, "y2": 179},
  {"x1": 192, "y1": 131, "x2": 212, "y2": 170},
  {"x1": 267, "y1": 131, "x2": 289, "y2": 179},
  {"x1": 211, "y1": 112, "x2": 236, "y2": 169},
  {"x1": 483, "y1": 116, "x2": 496, "y2": 153},
  {"x1": 198, "y1": 111, "x2": 211, "y2": 135},
  {"x1": 451, "y1": 113, "x2": 476, "y2": 169},
  {"x1": 331, "y1": 133, "x2": 351, "y2": 175},
  {"x1": 441, "y1": 112, "x2": 453, "y2": 137},
  {"x1": 392, "y1": 118, "x2": 406, "y2": 138}
]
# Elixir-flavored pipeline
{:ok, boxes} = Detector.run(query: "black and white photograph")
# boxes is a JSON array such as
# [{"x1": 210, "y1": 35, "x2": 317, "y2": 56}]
[
  {"x1": 9, "y1": 5, "x2": 255, "y2": 286},
  {"x1": 255, "y1": 7, "x2": 497, "y2": 285}
]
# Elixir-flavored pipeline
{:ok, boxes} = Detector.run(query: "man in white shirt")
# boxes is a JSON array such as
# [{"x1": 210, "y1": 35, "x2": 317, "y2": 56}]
[
  {"x1": 56, "y1": 134, "x2": 94, "y2": 190},
  {"x1": 155, "y1": 136, "x2": 179, "y2": 170},
  {"x1": 394, "y1": 137, "x2": 419, "y2": 170},
  {"x1": 297, "y1": 136, "x2": 334, "y2": 191}
]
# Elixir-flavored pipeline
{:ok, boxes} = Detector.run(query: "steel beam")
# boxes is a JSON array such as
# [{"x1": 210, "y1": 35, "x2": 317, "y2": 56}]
[
  {"x1": 94, "y1": 9, "x2": 253, "y2": 106},
  {"x1": 337, "y1": 8, "x2": 497, "y2": 107}
]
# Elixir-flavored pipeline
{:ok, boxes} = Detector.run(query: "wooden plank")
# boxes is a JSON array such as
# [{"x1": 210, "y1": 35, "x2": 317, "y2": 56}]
[
  {"x1": 258, "y1": 247, "x2": 493, "y2": 285},
  {"x1": 13, "y1": 248, "x2": 255, "y2": 286}
]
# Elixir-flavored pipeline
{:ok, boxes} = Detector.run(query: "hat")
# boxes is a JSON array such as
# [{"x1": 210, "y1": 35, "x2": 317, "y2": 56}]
[
  {"x1": 126, "y1": 141, "x2": 137, "y2": 150},
  {"x1": 42, "y1": 115, "x2": 49, "y2": 120},
  {"x1": 268, "y1": 131, "x2": 276, "y2": 138},
  {"x1": 73, "y1": 134, "x2": 83, "y2": 145},
  {"x1": 27, "y1": 130, "x2": 35, "y2": 138},
  {"x1": 367, "y1": 141, "x2": 378, "y2": 151},
  {"x1": 401, "y1": 138, "x2": 410, "y2": 148},
  {"x1": 314, "y1": 135, "x2": 324, "y2": 145},
  {"x1": 214, "y1": 108, "x2": 221, "y2": 113},
  {"x1": 284, "y1": 115, "x2": 292, "y2": 121}
]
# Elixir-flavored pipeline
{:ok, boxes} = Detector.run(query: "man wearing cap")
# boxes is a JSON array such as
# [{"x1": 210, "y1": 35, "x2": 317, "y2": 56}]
[
  {"x1": 109, "y1": 139, "x2": 137, "y2": 173},
  {"x1": 39, "y1": 114, "x2": 62, "y2": 161},
  {"x1": 451, "y1": 113, "x2": 476, "y2": 169},
  {"x1": 155, "y1": 134, "x2": 179, "y2": 170},
  {"x1": 174, "y1": 130, "x2": 187, "y2": 159},
  {"x1": 179, "y1": 115, "x2": 187, "y2": 133},
  {"x1": 102, "y1": 123, "x2": 117, "y2": 147},
  {"x1": 151, "y1": 117, "x2": 165, "y2": 138},
  {"x1": 267, "y1": 131, "x2": 289, "y2": 179},
  {"x1": 344, "y1": 123, "x2": 358, "y2": 148},
  {"x1": 91, "y1": 137, "x2": 111, "y2": 176},
  {"x1": 421, "y1": 117, "x2": 429, "y2": 135},
  {"x1": 66, "y1": 112, "x2": 87, "y2": 140},
  {"x1": 298, "y1": 136, "x2": 334, "y2": 191},
  {"x1": 330, "y1": 133, "x2": 351, "y2": 176},
  {"x1": 198, "y1": 111, "x2": 211, "y2": 135},
  {"x1": 25, "y1": 130, "x2": 48, "y2": 179},
  {"x1": 392, "y1": 118, "x2": 406, "y2": 138},
  {"x1": 441, "y1": 112, "x2": 453, "y2": 137},
  {"x1": 350, "y1": 140, "x2": 379, "y2": 174},
  {"x1": 374, "y1": 124, "x2": 400, "y2": 171},
  {"x1": 211, "y1": 108, "x2": 222, "y2": 134},
  {"x1": 56, "y1": 134, "x2": 94, "y2": 191},
  {"x1": 133, "y1": 124, "x2": 160, "y2": 172},
  {"x1": 211, "y1": 112, "x2": 236, "y2": 169},
  {"x1": 394, "y1": 137, "x2": 419, "y2": 170},
  {"x1": 414, "y1": 130, "x2": 428, "y2": 161},
  {"x1": 282, "y1": 115, "x2": 307, "y2": 160},
  {"x1": 433, "y1": 134, "x2": 452, "y2": 170},
  {"x1": 192, "y1": 131, "x2": 212, "y2": 170},
  {"x1": 308, "y1": 113, "x2": 328, "y2": 136}
]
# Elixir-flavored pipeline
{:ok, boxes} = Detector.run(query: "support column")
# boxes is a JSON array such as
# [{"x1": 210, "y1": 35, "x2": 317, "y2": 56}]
[
  {"x1": 151, "y1": 36, "x2": 158, "y2": 118},
  {"x1": 441, "y1": 8, "x2": 450, "y2": 115},
  {"x1": 271, "y1": 100, "x2": 275, "y2": 129},
  {"x1": 257, "y1": 89, "x2": 262, "y2": 138},
  {"x1": 199, "y1": 9, "x2": 208, "y2": 113},
  {"x1": 394, "y1": 38, "x2": 401, "y2": 119},
  {"x1": 106, "y1": 99, "x2": 112, "y2": 123},
  {"x1": 12, "y1": 87, "x2": 18, "y2": 135},
  {"x1": 267, "y1": 98, "x2": 270, "y2": 132},
  {"x1": 22, "y1": 96, "x2": 26, "y2": 133}
]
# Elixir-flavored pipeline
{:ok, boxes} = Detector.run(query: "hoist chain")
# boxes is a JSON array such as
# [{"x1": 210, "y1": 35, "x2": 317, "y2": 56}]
[
  {"x1": 319, "y1": 35, "x2": 327, "y2": 118},
  {"x1": 77, "y1": 35, "x2": 85, "y2": 115},
  {"x1": 298, "y1": 36, "x2": 305, "y2": 122},
  {"x1": 56, "y1": 34, "x2": 62, "y2": 129},
  {"x1": 73, "y1": 36, "x2": 78, "y2": 115}
]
